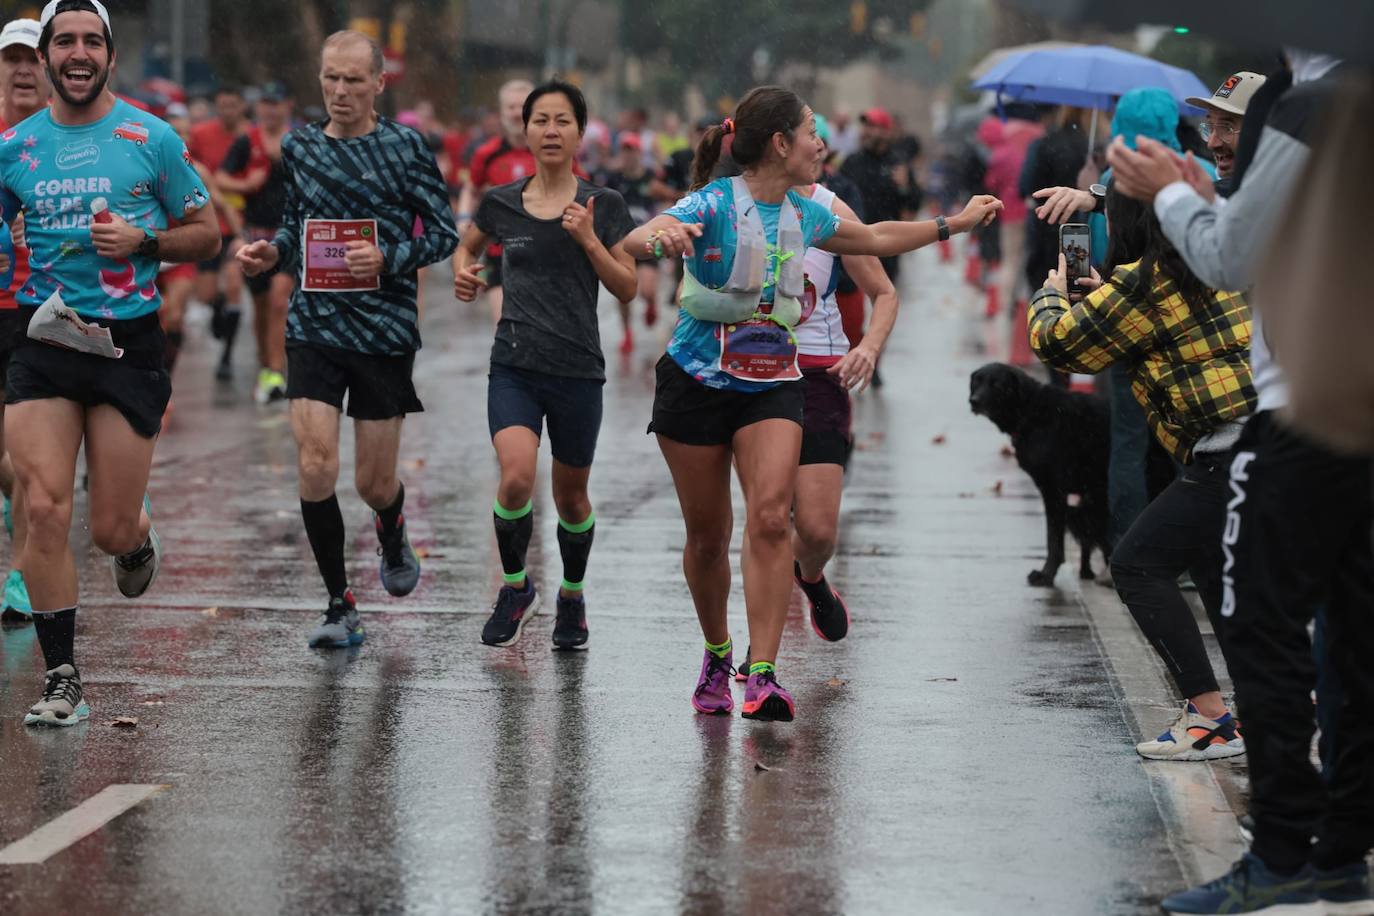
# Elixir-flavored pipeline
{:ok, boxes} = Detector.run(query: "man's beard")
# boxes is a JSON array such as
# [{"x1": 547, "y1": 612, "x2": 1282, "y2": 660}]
[{"x1": 48, "y1": 60, "x2": 109, "y2": 107}]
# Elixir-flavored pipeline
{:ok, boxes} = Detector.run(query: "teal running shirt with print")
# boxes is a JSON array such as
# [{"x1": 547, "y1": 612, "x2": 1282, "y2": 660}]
[
  {"x1": 0, "y1": 99, "x2": 208, "y2": 320},
  {"x1": 662, "y1": 178, "x2": 840, "y2": 392}
]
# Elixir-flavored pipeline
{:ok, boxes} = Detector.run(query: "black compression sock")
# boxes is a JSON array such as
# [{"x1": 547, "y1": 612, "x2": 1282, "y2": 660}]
[
  {"x1": 300, "y1": 495, "x2": 348, "y2": 600},
  {"x1": 557, "y1": 512, "x2": 595, "y2": 592},
  {"x1": 33, "y1": 606, "x2": 77, "y2": 671},
  {"x1": 493, "y1": 499, "x2": 533, "y2": 586},
  {"x1": 164, "y1": 330, "x2": 183, "y2": 374},
  {"x1": 375, "y1": 481, "x2": 405, "y2": 535}
]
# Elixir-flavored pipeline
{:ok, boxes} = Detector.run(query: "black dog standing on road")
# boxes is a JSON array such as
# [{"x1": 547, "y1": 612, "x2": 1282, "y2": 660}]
[{"x1": 969, "y1": 362, "x2": 1110, "y2": 586}]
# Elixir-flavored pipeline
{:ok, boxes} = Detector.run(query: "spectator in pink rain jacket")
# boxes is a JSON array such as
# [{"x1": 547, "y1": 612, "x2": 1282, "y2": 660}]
[{"x1": 977, "y1": 112, "x2": 1043, "y2": 315}]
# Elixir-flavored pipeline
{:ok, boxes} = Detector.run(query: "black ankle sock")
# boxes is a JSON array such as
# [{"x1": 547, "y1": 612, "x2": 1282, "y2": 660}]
[
  {"x1": 33, "y1": 606, "x2": 77, "y2": 671},
  {"x1": 376, "y1": 481, "x2": 405, "y2": 535},
  {"x1": 164, "y1": 330, "x2": 183, "y2": 374},
  {"x1": 300, "y1": 495, "x2": 348, "y2": 600},
  {"x1": 493, "y1": 500, "x2": 533, "y2": 583},
  {"x1": 557, "y1": 513, "x2": 595, "y2": 590}
]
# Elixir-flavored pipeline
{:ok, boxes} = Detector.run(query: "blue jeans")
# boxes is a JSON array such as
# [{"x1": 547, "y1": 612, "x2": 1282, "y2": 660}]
[{"x1": 1107, "y1": 363, "x2": 1150, "y2": 551}]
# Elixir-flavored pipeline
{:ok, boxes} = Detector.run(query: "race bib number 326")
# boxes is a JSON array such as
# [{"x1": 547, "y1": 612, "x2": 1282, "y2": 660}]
[{"x1": 302, "y1": 218, "x2": 380, "y2": 293}]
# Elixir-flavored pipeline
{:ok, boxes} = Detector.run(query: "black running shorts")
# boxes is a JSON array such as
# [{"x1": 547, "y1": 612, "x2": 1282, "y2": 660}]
[
  {"x1": 0, "y1": 310, "x2": 28, "y2": 385},
  {"x1": 648, "y1": 354, "x2": 804, "y2": 447},
  {"x1": 5, "y1": 309, "x2": 170, "y2": 439},
  {"x1": 286, "y1": 342, "x2": 423, "y2": 421}
]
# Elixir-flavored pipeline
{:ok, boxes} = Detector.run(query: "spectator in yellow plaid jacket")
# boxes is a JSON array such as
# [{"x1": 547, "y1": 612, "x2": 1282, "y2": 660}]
[
  {"x1": 1028, "y1": 185, "x2": 1258, "y2": 763},
  {"x1": 1029, "y1": 250, "x2": 1256, "y2": 465}
]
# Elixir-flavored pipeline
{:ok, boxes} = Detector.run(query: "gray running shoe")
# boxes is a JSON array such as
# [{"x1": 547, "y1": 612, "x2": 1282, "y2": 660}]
[
  {"x1": 375, "y1": 514, "x2": 420, "y2": 597},
  {"x1": 24, "y1": 664, "x2": 90, "y2": 727},
  {"x1": 111, "y1": 525, "x2": 162, "y2": 598},
  {"x1": 307, "y1": 592, "x2": 365, "y2": 649}
]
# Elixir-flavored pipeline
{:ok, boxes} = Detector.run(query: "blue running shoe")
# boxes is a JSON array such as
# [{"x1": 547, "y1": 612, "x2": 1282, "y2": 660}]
[
  {"x1": 375, "y1": 513, "x2": 420, "y2": 597},
  {"x1": 481, "y1": 581, "x2": 540, "y2": 647},
  {"x1": 1315, "y1": 862, "x2": 1374, "y2": 916},
  {"x1": 1161, "y1": 854, "x2": 1320, "y2": 914},
  {"x1": 2, "y1": 569, "x2": 32, "y2": 619},
  {"x1": 307, "y1": 591, "x2": 365, "y2": 649}
]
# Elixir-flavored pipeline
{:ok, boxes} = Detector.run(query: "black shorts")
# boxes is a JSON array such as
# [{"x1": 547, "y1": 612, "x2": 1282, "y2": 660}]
[
  {"x1": 487, "y1": 363, "x2": 604, "y2": 468},
  {"x1": 648, "y1": 354, "x2": 804, "y2": 447},
  {"x1": 800, "y1": 366, "x2": 853, "y2": 468},
  {"x1": 285, "y1": 342, "x2": 423, "y2": 421},
  {"x1": 0, "y1": 310, "x2": 28, "y2": 385},
  {"x1": 197, "y1": 235, "x2": 234, "y2": 273},
  {"x1": 4, "y1": 310, "x2": 170, "y2": 439}
]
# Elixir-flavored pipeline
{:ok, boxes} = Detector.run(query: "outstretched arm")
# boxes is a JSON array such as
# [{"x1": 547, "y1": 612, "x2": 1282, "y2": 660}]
[{"x1": 820, "y1": 194, "x2": 1001, "y2": 257}]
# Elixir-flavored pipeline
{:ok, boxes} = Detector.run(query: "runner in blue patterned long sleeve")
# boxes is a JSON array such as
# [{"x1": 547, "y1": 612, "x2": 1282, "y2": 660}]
[{"x1": 238, "y1": 30, "x2": 458, "y2": 650}]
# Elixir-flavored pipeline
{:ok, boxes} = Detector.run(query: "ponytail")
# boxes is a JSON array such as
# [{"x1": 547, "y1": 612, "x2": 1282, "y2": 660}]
[{"x1": 690, "y1": 125, "x2": 726, "y2": 191}]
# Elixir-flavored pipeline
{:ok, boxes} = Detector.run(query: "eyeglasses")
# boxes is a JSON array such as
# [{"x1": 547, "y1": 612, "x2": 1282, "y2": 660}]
[{"x1": 1200, "y1": 120, "x2": 1241, "y2": 141}]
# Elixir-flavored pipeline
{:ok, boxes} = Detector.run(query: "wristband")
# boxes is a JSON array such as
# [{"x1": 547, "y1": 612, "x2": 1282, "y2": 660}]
[{"x1": 935, "y1": 214, "x2": 950, "y2": 241}]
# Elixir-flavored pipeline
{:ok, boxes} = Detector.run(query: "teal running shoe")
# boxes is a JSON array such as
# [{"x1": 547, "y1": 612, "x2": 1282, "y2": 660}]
[{"x1": 2, "y1": 569, "x2": 31, "y2": 619}]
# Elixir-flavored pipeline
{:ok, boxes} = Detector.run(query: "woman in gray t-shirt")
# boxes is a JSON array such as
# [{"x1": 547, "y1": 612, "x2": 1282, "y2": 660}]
[{"x1": 453, "y1": 80, "x2": 637, "y2": 651}]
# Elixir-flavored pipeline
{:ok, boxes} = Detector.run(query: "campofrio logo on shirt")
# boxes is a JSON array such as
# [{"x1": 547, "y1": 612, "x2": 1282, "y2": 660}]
[{"x1": 55, "y1": 138, "x2": 100, "y2": 171}]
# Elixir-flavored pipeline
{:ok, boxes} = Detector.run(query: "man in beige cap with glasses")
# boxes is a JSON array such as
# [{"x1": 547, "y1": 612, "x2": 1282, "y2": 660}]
[{"x1": 1186, "y1": 70, "x2": 1267, "y2": 186}]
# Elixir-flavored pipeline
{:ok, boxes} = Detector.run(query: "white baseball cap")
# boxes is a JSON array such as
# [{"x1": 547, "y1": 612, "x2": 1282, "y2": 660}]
[
  {"x1": 39, "y1": 1, "x2": 112, "y2": 37},
  {"x1": 0, "y1": 19, "x2": 42, "y2": 51},
  {"x1": 1185, "y1": 71, "x2": 1267, "y2": 118}
]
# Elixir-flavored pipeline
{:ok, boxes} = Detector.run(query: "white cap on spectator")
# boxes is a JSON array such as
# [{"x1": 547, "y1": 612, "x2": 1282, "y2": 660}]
[
  {"x1": 1185, "y1": 71, "x2": 1267, "y2": 118},
  {"x1": 0, "y1": 19, "x2": 42, "y2": 50},
  {"x1": 39, "y1": 1, "x2": 111, "y2": 37}
]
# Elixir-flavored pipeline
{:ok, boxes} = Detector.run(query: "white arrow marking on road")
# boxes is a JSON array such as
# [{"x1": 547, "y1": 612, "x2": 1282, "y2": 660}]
[{"x1": 0, "y1": 784, "x2": 167, "y2": 865}]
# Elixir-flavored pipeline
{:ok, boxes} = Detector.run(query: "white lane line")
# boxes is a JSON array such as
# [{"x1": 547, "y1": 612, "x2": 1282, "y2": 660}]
[{"x1": 0, "y1": 784, "x2": 167, "y2": 865}]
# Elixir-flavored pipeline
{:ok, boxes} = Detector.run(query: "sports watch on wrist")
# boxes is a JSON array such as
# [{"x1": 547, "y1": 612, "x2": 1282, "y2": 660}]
[
  {"x1": 935, "y1": 214, "x2": 950, "y2": 241},
  {"x1": 1089, "y1": 183, "x2": 1107, "y2": 214},
  {"x1": 136, "y1": 227, "x2": 159, "y2": 258}
]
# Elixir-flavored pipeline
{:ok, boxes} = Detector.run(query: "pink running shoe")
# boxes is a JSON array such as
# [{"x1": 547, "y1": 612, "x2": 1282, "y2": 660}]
[
  {"x1": 741, "y1": 670, "x2": 795, "y2": 721},
  {"x1": 692, "y1": 648, "x2": 735, "y2": 715}
]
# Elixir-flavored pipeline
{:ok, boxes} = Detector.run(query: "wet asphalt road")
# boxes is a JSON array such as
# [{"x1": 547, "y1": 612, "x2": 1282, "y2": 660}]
[{"x1": 0, "y1": 248, "x2": 1216, "y2": 915}]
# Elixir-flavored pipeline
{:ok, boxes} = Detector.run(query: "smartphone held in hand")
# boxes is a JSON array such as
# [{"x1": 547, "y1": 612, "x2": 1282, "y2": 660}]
[{"x1": 1060, "y1": 223, "x2": 1090, "y2": 300}]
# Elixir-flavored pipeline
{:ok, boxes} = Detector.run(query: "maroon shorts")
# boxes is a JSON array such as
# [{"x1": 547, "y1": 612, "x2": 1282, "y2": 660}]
[{"x1": 800, "y1": 366, "x2": 853, "y2": 468}]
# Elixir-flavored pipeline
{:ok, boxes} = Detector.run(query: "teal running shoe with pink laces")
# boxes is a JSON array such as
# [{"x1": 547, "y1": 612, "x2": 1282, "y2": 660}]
[{"x1": 692, "y1": 647, "x2": 734, "y2": 715}]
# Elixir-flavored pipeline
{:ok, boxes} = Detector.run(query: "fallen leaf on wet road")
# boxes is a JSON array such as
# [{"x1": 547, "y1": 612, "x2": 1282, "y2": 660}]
[
  {"x1": 202, "y1": 606, "x2": 219, "y2": 617},
  {"x1": 109, "y1": 717, "x2": 139, "y2": 728},
  {"x1": 932, "y1": 434, "x2": 947, "y2": 445},
  {"x1": 991, "y1": 480, "x2": 1004, "y2": 496},
  {"x1": 1001, "y1": 445, "x2": 1015, "y2": 458},
  {"x1": 753, "y1": 761, "x2": 772, "y2": 772},
  {"x1": 926, "y1": 677, "x2": 959, "y2": 682},
  {"x1": 826, "y1": 677, "x2": 847, "y2": 687}
]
